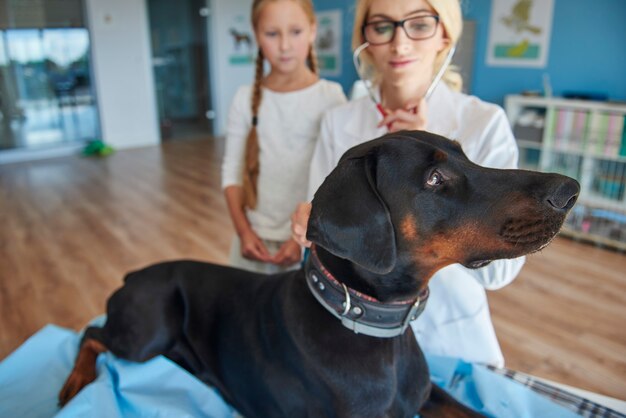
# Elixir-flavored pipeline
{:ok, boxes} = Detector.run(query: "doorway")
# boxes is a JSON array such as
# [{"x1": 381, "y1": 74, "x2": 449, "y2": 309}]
[{"x1": 147, "y1": 0, "x2": 214, "y2": 141}]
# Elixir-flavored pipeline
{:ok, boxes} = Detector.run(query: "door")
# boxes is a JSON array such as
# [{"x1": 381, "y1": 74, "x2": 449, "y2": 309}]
[{"x1": 147, "y1": 0, "x2": 214, "y2": 140}]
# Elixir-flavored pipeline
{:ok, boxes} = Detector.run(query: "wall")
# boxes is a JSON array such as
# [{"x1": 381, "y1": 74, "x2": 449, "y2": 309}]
[
  {"x1": 208, "y1": 0, "x2": 256, "y2": 136},
  {"x1": 208, "y1": 0, "x2": 626, "y2": 135},
  {"x1": 313, "y1": 0, "x2": 626, "y2": 106},
  {"x1": 85, "y1": 0, "x2": 160, "y2": 149},
  {"x1": 313, "y1": 0, "x2": 359, "y2": 95},
  {"x1": 460, "y1": 0, "x2": 626, "y2": 105},
  {"x1": 70, "y1": 0, "x2": 626, "y2": 144}
]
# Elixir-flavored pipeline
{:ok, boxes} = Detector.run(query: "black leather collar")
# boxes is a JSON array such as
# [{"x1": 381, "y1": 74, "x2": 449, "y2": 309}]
[{"x1": 305, "y1": 246, "x2": 429, "y2": 338}]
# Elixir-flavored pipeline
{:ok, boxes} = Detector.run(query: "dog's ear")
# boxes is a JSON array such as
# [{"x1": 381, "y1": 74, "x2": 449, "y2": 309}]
[{"x1": 307, "y1": 153, "x2": 397, "y2": 274}]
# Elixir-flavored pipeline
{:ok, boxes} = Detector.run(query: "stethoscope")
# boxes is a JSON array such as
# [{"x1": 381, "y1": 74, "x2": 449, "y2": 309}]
[{"x1": 352, "y1": 42, "x2": 457, "y2": 118}]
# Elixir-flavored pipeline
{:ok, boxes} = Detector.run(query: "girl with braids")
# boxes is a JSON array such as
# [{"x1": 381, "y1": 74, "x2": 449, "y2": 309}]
[
  {"x1": 291, "y1": 0, "x2": 524, "y2": 367},
  {"x1": 221, "y1": 0, "x2": 346, "y2": 274}
]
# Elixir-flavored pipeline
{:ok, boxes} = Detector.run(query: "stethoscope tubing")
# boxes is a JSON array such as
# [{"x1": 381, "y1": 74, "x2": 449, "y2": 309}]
[{"x1": 352, "y1": 42, "x2": 457, "y2": 116}]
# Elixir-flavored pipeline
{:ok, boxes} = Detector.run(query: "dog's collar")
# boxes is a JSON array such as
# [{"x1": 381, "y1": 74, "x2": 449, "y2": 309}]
[{"x1": 305, "y1": 246, "x2": 429, "y2": 338}]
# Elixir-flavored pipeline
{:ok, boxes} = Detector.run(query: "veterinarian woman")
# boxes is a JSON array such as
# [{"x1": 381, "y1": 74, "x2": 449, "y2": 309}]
[
  {"x1": 222, "y1": 0, "x2": 346, "y2": 274},
  {"x1": 291, "y1": 0, "x2": 524, "y2": 367}
]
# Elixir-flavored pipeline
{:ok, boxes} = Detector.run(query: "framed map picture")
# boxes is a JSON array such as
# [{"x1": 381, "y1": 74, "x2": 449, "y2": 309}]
[{"x1": 487, "y1": 0, "x2": 554, "y2": 68}]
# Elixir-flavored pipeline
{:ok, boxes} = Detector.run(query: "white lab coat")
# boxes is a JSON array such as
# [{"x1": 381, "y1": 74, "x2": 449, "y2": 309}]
[{"x1": 307, "y1": 83, "x2": 525, "y2": 367}]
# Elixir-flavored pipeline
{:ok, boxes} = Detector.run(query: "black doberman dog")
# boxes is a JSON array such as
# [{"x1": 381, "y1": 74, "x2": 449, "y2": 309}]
[{"x1": 59, "y1": 131, "x2": 579, "y2": 417}]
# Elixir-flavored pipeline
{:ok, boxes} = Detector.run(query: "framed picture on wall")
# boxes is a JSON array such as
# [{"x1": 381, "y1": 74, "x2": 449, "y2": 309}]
[
  {"x1": 227, "y1": 13, "x2": 255, "y2": 65},
  {"x1": 315, "y1": 9, "x2": 342, "y2": 77},
  {"x1": 486, "y1": 0, "x2": 554, "y2": 68}
]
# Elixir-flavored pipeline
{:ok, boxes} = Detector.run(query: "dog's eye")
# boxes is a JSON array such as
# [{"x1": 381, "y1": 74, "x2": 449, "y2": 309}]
[{"x1": 426, "y1": 171, "x2": 443, "y2": 187}]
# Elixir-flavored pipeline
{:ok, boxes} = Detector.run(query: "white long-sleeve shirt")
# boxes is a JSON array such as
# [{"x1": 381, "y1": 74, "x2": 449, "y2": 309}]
[
  {"x1": 222, "y1": 80, "x2": 346, "y2": 241},
  {"x1": 307, "y1": 83, "x2": 525, "y2": 366}
]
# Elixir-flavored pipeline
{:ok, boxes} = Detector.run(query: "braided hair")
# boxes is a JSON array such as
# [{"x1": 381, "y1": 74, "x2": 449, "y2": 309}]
[{"x1": 242, "y1": 0, "x2": 319, "y2": 209}]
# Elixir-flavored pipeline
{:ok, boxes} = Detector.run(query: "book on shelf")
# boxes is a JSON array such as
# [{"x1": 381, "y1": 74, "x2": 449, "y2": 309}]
[
  {"x1": 605, "y1": 113, "x2": 624, "y2": 157},
  {"x1": 620, "y1": 115, "x2": 626, "y2": 157},
  {"x1": 583, "y1": 112, "x2": 626, "y2": 158},
  {"x1": 554, "y1": 108, "x2": 573, "y2": 150},
  {"x1": 586, "y1": 111, "x2": 609, "y2": 156},
  {"x1": 571, "y1": 110, "x2": 589, "y2": 151},
  {"x1": 553, "y1": 109, "x2": 588, "y2": 152}
]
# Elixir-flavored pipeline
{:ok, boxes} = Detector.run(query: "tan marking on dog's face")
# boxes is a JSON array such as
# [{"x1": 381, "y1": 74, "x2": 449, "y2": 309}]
[
  {"x1": 441, "y1": 223, "x2": 503, "y2": 255},
  {"x1": 400, "y1": 215, "x2": 419, "y2": 242},
  {"x1": 433, "y1": 149, "x2": 448, "y2": 162},
  {"x1": 411, "y1": 222, "x2": 504, "y2": 274}
]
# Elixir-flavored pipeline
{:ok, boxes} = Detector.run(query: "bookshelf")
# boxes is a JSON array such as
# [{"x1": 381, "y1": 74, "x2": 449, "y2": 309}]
[{"x1": 505, "y1": 95, "x2": 626, "y2": 251}]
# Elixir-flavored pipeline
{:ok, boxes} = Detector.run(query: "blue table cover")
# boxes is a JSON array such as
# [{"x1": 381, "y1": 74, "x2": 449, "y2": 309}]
[{"x1": 0, "y1": 323, "x2": 581, "y2": 418}]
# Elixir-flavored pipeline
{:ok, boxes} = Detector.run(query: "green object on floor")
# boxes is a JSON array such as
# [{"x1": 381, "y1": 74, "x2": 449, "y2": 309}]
[{"x1": 82, "y1": 139, "x2": 115, "y2": 157}]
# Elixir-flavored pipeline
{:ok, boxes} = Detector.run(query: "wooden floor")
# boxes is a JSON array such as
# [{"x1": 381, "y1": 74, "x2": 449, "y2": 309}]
[{"x1": 1, "y1": 137, "x2": 625, "y2": 401}]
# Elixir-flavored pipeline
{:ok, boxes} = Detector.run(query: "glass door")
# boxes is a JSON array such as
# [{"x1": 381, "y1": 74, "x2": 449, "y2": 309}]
[
  {"x1": 148, "y1": 0, "x2": 213, "y2": 140},
  {"x1": 0, "y1": 0, "x2": 100, "y2": 151}
]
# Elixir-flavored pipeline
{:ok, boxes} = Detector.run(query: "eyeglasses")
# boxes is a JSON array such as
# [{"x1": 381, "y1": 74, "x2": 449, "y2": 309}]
[{"x1": 362, "y1": 15, "x2": 440, "y2": 45}]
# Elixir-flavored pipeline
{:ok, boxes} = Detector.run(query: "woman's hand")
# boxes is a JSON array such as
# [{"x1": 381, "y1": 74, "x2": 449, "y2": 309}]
[
  {"x1": 378, "y1": 97, "x2": 428, "y2": 132},
  {"x1": 272, "y1": 239, "x2": 302, "y2": 266},
  {"x1": 291, "y1": 202, "x2": 312, "y2": 248},
  {"x1": 240, "y1": 229, "x2": 272, "y2": 262}
]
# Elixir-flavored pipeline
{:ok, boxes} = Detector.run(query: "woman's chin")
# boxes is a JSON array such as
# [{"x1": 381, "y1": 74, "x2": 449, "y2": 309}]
[{"x1": 382, "y1": 69, "x2": 431, "y2": 89}]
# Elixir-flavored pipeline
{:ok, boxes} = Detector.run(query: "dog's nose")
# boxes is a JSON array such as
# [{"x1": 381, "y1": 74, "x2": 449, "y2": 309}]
[{"x1": 546, "y1": 177, "x2": 580, "y2": 211}]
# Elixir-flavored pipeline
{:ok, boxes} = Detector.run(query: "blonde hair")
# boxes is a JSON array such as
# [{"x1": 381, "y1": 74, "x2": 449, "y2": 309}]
[
  {"x1": 242, "y1": 0, "x2": 319, "y2": 209},
  {"x1": 352, "y1": 0, "x2": 463, "y2": 92}
]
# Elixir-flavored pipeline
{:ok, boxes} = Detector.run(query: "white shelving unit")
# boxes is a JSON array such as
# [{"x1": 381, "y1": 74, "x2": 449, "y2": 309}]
[{"x1": 505, "y1": 95, "x2": 626, "y2": 251}]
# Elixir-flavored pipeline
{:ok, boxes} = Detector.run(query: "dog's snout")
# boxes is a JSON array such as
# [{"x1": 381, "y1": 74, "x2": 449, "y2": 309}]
[{"x1": 546, "y1": 177, "x2": 580, "y2": 211}]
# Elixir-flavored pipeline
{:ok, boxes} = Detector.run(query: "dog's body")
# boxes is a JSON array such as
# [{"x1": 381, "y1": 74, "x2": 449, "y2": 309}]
[
  {"x1": 86, "y1": 260, "x2": 430, "y2": 417},
  {"x1": 59, "y1": 131, "x2": 579, "y2": 417}
]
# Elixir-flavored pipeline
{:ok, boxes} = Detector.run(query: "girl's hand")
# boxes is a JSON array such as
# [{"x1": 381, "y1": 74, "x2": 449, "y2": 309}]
[
  {"x1": 272, "y1": 239, "x2": 302, "y2": 266},
  {"x1": 377, "y1": 98, "x2": 428, "y2": 132},
  {"x1": 240, "y1": 229, "x2": 272, "y2": 262},
  {"x1": 291, "y1": 202, "x2": 312, "y2": 248}
]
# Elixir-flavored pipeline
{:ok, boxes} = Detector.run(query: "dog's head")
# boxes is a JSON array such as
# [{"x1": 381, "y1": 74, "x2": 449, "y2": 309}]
[{"x1": 307, "y1": 131, "x2": 579, "y2": 292}]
